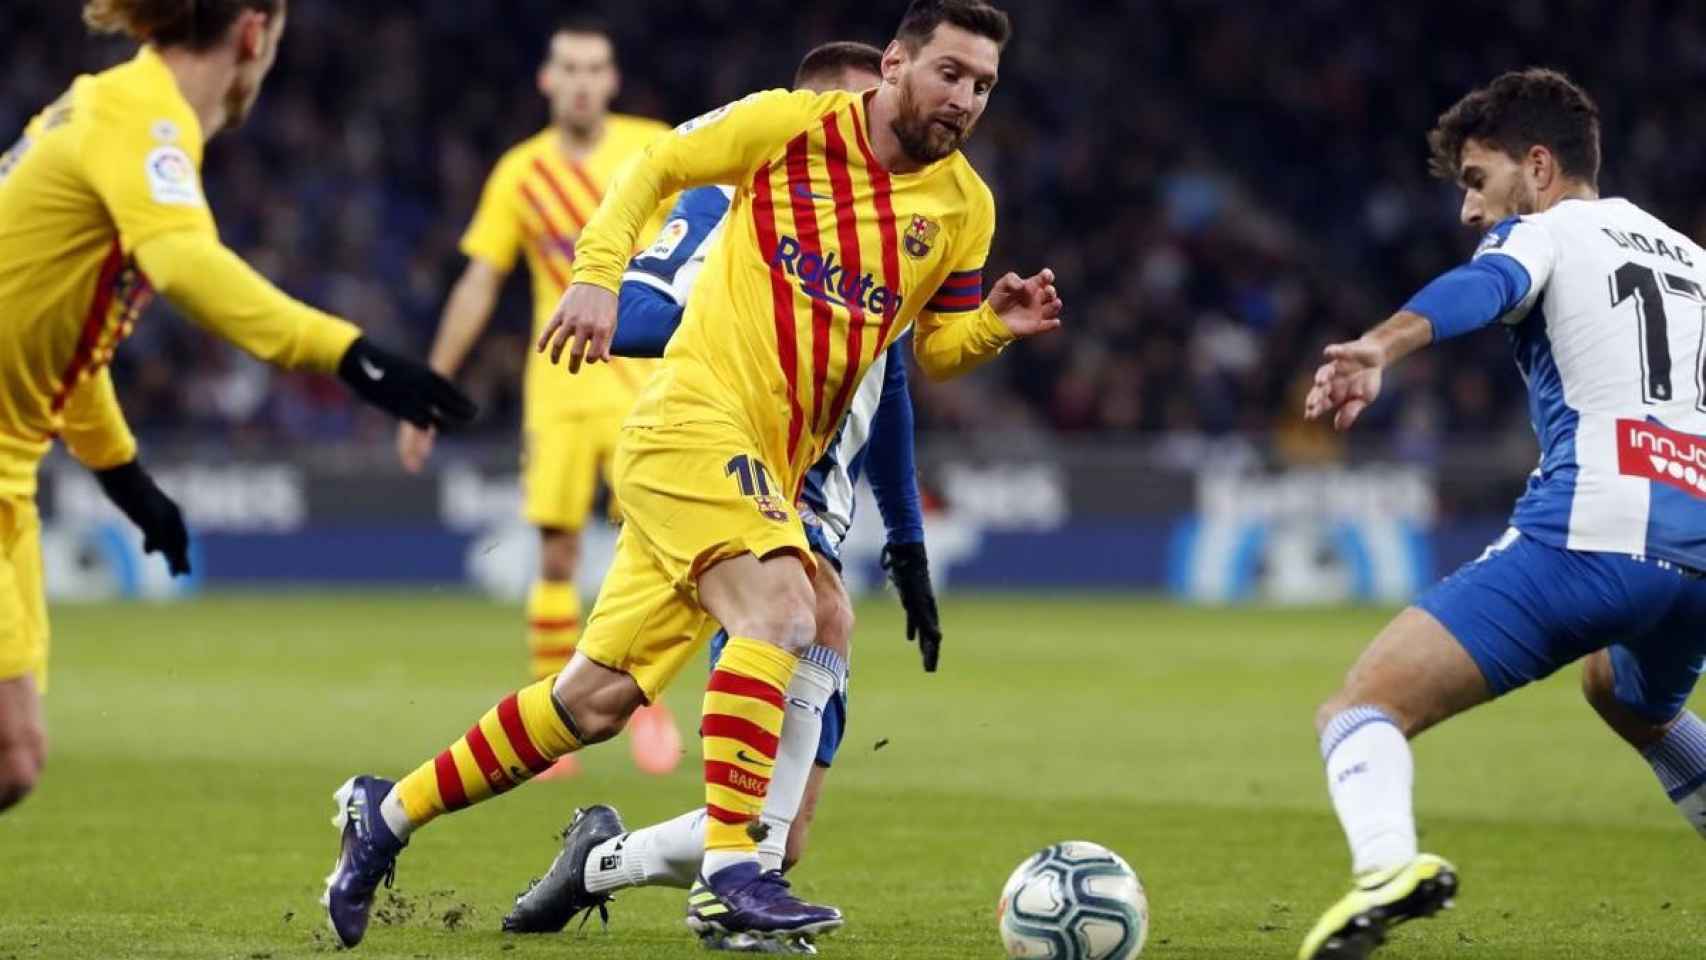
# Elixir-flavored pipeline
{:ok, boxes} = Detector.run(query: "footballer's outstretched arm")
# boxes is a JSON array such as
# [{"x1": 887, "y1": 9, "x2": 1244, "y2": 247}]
[
  {"x1": 79, "y1": 97, "x2": 474, "y2": 432},
  {"x1": 134, "y1": 231, "x2": 359, "y2": 371},
  {"x1": 911, "y1": 187, "x2": 1061, "y2": 380},
  {"x1": 1306, "y1": 227, "x2": 1549, "y2": 430},
  {"x1": 913, "y1": 268, "x2": 1062, "y2": 381},
  {"x1": 133, "y1": 233, "x2": 475, "y2": 431}
]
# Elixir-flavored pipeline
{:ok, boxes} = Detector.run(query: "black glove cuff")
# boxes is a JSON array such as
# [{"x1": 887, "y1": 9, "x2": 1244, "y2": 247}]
[
  {"x1": 881, "y1": 541, "x2": 929, "y2": 573},
  {"x1": 94, "y1": 459, "x2": 148, "y2": 499},
  {"x1": 335, "y1": 337, "x2": 381, "y2": 386}
]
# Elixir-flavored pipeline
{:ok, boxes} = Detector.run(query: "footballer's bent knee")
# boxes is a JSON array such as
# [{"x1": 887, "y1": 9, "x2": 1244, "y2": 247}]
[
  {"x1": 1581, "y1": 650, "x2": 1672, "y2": 749},
  {"x1": 730, "y1": 588, "x2": 817, "y2": 657},
  {"x1": 814, "y1": 590, "x2": 854, "y2": 657}
]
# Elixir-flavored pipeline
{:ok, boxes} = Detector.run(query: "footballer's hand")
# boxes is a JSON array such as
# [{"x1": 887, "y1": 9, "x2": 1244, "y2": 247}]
[
  {"x1": 881, "y1": 541, "x2": 943, "y2": 672},
  {"x1": 338, "y1": 338, "x2": 477, "y2": 431},
  {"x1": 1304, "y1": 338, "x2": 1386, "y2": 431},
  {"x1": 397, "y1": 422, "x2": 436, "y2": 474},
  {"x1": 539, "y1": 282, "x2": 618, "y2": 373},
  {"x1": 95, "y1": 460, "x2": 190, "y2": 576},
  {"x1": 988, "y1": 268, "x2": 1062, "y2": 339}
]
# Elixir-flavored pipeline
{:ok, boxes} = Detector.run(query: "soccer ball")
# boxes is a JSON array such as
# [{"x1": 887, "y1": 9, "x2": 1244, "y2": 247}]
[{"x1": 997, "y1": 841, "x2": 1148, "y2": 959}]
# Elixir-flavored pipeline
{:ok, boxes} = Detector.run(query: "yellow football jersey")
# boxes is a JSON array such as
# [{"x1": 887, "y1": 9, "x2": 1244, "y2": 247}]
[
  {"x1": 0, "y1": 47, "x2": 214, "y2": 496},
  {"x1": 0, "y1": 47, "x2": 357, "y2": 498},
  {"x1": 573, "y1": 89, "x2": 1013, "y2": 494},
  {"x1": 460, "y1": 116, "x2": 671, "y2": 423}
]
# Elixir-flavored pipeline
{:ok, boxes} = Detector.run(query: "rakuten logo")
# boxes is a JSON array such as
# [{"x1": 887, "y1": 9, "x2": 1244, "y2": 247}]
[
  {"x1": 1618, "y1": 418, "x2": 1706, "y2": 497},
  {"x1": 770, "y1": 236, "x2": 901, "y2": 315}
]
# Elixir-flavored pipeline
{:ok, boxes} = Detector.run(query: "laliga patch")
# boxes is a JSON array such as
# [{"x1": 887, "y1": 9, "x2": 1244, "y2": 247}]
[
  {"x1": 639, "y1": 218, "x2": 691, "y2": 261},
  {"x1": 1617, "y1": 417, "x2": 1706, "y2": 498},
  {"x1": 145, "y1": 146, "x2": 202, "y2": 206}
]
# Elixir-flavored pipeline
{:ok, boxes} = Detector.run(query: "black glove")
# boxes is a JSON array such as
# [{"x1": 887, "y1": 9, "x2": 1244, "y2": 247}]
[
  {"x1": 95, "y1": 460, "x2": 190, "y2": 576},
  {"x1": 881, "y1": 541, "x2": 942, "y2": 672},
  {"x1": 337, "y1": 338, "x2": 477, "y2": 431}
]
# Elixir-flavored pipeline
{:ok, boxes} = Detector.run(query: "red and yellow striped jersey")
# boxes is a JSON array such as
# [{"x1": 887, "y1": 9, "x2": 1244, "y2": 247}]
[
  {"x1": 574, "y1": 89, "x2": 1013, "y2": 492},
  {"x1": 460, "y1": 117, "x2": 671, "y2": 422}
]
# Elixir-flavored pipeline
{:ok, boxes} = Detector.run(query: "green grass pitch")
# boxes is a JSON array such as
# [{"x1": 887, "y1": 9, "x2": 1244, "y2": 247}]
[{"x1": 1, "y1": 592, "x2": 1699, "y2": 959}]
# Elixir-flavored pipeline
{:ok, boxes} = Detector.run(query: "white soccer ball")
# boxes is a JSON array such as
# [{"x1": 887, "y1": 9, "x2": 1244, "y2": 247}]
[{"x1": 997, "y1": 841, "x2": 1149, "y2": 960}]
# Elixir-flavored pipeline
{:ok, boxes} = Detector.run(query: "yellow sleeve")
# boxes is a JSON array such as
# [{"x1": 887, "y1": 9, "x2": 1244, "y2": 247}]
[
  {"x1": 459, "y1": 152, "x2": 524, "y2": 273},
  {"x1": 912, "y1": 184, "x2": 1012, "y2": 380},
  {"x1": 135, "y1": 231, "x2": 361, "y2": 373},
  {"x1": 80, "y1": 90, "x2": 217, "y2": 254},
  {"x1": 573, "y1": 89, "x2": 831, "y2": 291},
  {"x1": 626, "y1": 122, "x2": 679, "y2": 255},
  {"x1": 59, "y1": 367, "x2": 137, "y2": 471}
]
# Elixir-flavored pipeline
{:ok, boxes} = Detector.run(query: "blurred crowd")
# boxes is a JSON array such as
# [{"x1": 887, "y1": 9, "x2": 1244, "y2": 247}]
[{"x1": 8, "y1": 0, "x2": 1706, "y2": 459}]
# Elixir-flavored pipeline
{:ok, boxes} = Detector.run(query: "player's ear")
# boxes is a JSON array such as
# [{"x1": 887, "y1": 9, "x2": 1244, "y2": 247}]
[
  {"x1": 1526, "y1": 144, "x2": 1555, "y2": 190},
  {"x1": 235, "y1": 10, "x2": 265, "y2": 62},
  {"x1": 880, "y1": 40, "x2": 907, "y2": 85}
]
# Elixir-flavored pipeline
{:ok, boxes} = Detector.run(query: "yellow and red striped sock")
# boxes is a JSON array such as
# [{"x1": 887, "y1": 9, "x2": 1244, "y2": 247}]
[
  {"x1": 702, "y1": 637, "x2": 798, "y2": 854},
  {"x1": 394, "y1": 677, "x2": 582, "y2": 829},
  {"x1": 527, "y1": 580, "x2": 581, "y2": 680}
]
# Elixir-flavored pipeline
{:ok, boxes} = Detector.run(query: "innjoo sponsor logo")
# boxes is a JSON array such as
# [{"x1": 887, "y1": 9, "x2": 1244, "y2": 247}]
[{"x1": 1618, "y1": 418, "x2": 1706, "y2": 497}]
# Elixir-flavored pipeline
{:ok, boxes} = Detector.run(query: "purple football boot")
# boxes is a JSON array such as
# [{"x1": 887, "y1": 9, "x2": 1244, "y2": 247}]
[
  {"x1": 321, "y1": 775, "x2": 406, "y2": 948},
  {"x1": 685, "y1": 861, "x2": 842, "y2": 949}
]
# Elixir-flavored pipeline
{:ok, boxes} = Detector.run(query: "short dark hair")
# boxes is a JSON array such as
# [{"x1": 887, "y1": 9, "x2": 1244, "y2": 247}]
[
  {"x1": 83, "y1": 0, "x2": 279, "y2": 50},
  {"x1": 794, "y1": 42, "x2": 884, "y2": 87},
  {"x1": 552, "y1": 17, "x2": 613, "y2": 41},
  {"x1": 895, "y1": 0, "x2": 1011, "y2": 52},
  {"x1": 1427, "y1": 68, "x2": 1602, "y2": 186}
]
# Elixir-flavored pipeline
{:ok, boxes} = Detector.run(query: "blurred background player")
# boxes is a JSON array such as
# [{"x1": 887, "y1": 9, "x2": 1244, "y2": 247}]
[
  {"x1": 0, "y1": 0, "x2": 473, "y2": 813},
  {"x1": 498, "y1": 41, "x2": 948, "y2": 945},
  {"x1": 324, "y1": 0, "x2": 1060, "y2": 949},
  {"x1": 1298, "y1": 69, "x2": 1706, "y2": 959},
  {"x1": 393, "y1": 19, "x2": 678, "y2": 775}
]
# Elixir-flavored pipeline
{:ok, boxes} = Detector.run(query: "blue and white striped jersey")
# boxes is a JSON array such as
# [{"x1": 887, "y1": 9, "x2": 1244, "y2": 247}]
[{"x1": 1459, "y1": 199, "x2": 1706, "y2": 568}]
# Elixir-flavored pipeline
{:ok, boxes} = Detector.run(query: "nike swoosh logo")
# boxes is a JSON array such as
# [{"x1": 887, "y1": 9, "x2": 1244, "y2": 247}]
[
  {"x1": 791, "y1": 184, "x2": 834, "y2": 203},
  {"x1": 359, "y1": 357, "x2": 386, "y2": 381},
  {"x1": 735, "y1": 750, "x2": 774, "y2": 769}
]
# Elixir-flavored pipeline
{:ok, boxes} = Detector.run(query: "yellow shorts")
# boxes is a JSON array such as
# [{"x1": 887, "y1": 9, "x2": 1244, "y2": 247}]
[
  {"x1": 0, "y1": 497, "x2": 47, "y2": 688},
  {"x1": 577, "y1": 421, "x2": 813, "y2": 703},
  {"x1": 522, "y1": 411, "x2": 628, "y2": 530}
]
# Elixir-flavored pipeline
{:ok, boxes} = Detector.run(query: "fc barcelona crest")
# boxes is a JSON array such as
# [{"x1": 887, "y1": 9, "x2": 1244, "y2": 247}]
[{"x1": 903, "y1": 214, "x2": 940, "y2": 259}]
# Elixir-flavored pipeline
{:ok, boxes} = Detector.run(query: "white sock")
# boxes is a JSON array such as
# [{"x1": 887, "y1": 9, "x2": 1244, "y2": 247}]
[
  {"x1": 1320, "y1": 706, "x2": 1417, "y2": 876},
  {"x1": 378, "y1": 787, "x2": 416, "y2": 842},
  {"x1": 756, "y1": 646, "x2": 841, "y2": 872},
  {"x1": 584, "y1": 809, "x2": 704, "y2": 893},
  {"x1": 1641, "y1": 710, "x2": 1706, "y2": 837}
]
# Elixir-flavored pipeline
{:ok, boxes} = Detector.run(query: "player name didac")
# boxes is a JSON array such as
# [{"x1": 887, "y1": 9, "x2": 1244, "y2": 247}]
[{"x1": 1601, "y1": 227, "x2": 1694, "y2": 267}]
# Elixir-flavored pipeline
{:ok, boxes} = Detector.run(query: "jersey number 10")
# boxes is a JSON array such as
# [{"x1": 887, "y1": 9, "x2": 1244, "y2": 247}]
[{"x1": 1610, "y1": 261, "x2": 1706, "y2": 410}]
